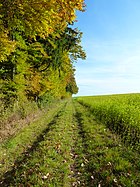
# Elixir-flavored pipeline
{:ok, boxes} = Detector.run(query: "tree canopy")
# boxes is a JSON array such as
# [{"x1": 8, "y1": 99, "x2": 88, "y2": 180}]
[{"x1": 0, "y1": 0, "x2": 86, "y2": 106}]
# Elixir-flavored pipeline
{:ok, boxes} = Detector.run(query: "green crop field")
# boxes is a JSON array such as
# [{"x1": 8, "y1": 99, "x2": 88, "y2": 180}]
[
  {"x1": 0, "y1": 94, "x2": 140, "y2": 186},
  {"x1": 76, "y1": 93, "x2": 140, "y2": 151}
]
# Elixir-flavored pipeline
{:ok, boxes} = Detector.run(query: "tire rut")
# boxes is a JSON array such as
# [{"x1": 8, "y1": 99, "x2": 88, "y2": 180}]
[
  {"x1": 1, "y1": 100, "x2": 138, "y2": 186},
  {"x1": 70, "y1": 100, "x2": 94, "y2": 186},
  {"x1": 0, "y1": 103, "x2": 67, "y2": 187}
]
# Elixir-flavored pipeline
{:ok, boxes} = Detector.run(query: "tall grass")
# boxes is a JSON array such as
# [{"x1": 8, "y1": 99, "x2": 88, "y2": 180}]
[
  {"x1": 0, "y1": 100, "x2": 38, "y2": 125},
  {"x1": 0, "y1": 93, "x2": 56, "y2": 128},
  {"x1": 77, "y1": 93, "x2": 140, "y2": 151}
]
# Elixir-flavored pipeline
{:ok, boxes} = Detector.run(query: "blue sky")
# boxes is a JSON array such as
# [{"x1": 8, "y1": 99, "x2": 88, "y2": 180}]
[{"x1": 73, "y1": 0, "x2": 140, "y2": 96}]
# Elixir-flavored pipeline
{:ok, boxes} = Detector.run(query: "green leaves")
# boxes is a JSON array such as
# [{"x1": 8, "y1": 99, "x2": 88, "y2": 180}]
[{"x1": 0, "y1": 0, "x2": 86, "y2": 106}]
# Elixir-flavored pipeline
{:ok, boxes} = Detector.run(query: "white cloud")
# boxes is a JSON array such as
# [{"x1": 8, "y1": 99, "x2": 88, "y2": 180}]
[{"x1": 75, "y1": 39, "x2": 140, "y2": 96}]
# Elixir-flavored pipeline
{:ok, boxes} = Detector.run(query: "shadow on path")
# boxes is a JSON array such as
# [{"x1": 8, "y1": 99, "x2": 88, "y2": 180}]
[{"x1": 0, "y1": 108, "x2": 64, "y2": 187}]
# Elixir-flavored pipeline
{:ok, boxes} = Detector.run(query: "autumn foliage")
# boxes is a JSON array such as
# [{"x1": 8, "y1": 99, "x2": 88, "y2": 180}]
[{"x1": 0, "y1": 0, "x2": 86, "y2": 106}]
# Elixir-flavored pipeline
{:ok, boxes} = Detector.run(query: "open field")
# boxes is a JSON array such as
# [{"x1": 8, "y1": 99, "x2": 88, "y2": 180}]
[
  {"x1": 0, "y1": 94, "x2": 140, "y2": 186},
  {"x1": 76, "y1": 93, "x2": 140, "y2": 151}
]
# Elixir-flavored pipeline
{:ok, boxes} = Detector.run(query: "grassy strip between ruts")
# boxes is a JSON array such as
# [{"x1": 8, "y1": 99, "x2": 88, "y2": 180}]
[
  {"x1": 0, "y1": 99, "x2": 86, "y2": 186},
  {"x1": 0, "y1": 100, "x2": 67, "y2": 180},
  {"x1": 73, "y1": 100, "x2": 140, "y2": 187}
]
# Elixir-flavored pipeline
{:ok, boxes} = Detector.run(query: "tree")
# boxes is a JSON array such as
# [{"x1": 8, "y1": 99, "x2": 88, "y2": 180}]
[{"x1": 0, "y1": 0, "x2": 86, "y2": 105}]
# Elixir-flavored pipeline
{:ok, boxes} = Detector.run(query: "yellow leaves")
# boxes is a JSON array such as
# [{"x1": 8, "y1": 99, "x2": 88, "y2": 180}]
[
  {"x1": 27, "y1": 71, "x2": 53, "y2": 97},
  {"x1": 39, "y1": 79, "x2": 53, "y2": 96},
  {"x1": 0, "y1": 0, "x2": 85, "y2": 101},
  {"x1": 29, "y1": 42, "x2": 50, "y2": 58},
  {"x1": 48, "y1": 39, "x2": 57, "y2": 49},
  {"x1": 23, "y1": 0, "x2": 85, "y2": 36},
  {"x1": 28, "y1": 72, "x2": 41, "y2": 94},
  {"x1": 0, "y1": 0, "x2": 85, "y2": 45},
  {"x1": 0, "y1": 31, "x2": 16, "y2": 61}
]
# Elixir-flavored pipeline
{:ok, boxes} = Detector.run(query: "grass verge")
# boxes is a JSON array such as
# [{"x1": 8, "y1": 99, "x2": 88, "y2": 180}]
[
  {"x1": 0, "y1": 100, "x2": 82, "y2": 186},
  {"x1": 0, "y1": 100, "x2": 66, "y2": 180}
]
